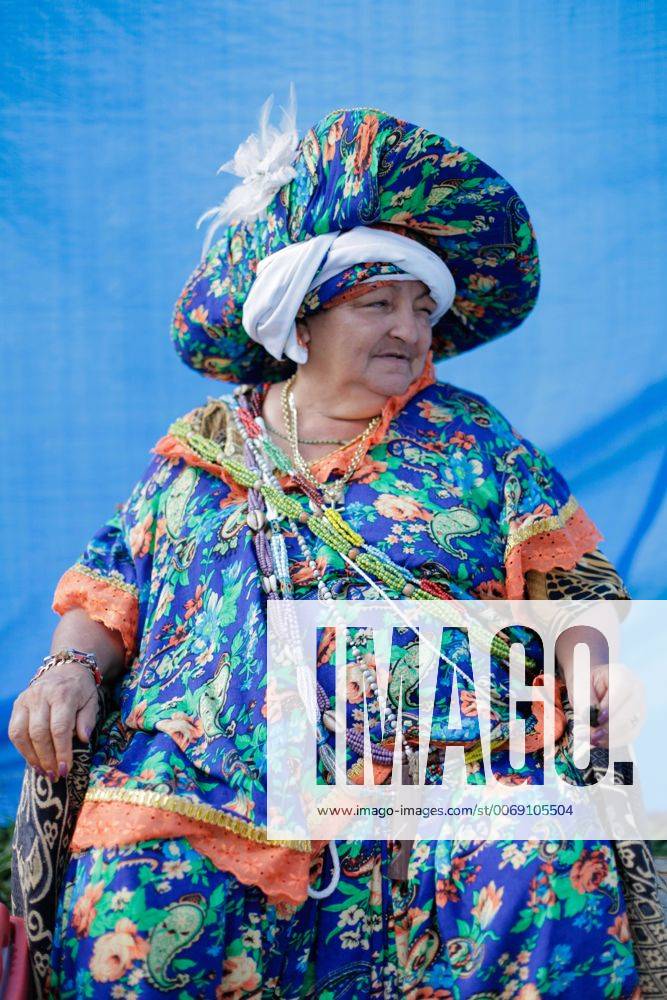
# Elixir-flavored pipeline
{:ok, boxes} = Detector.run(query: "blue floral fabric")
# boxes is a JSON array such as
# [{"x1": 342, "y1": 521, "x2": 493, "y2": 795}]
[
  {"x1": 51, "y1": 836, "x2": 639, "y2": 998},
  {"x1": 53, "y1": 377, "x2": 603, "y2": 845},
  {"x1": 49, "y1": 375, "x2": 639, "y2": 996}
]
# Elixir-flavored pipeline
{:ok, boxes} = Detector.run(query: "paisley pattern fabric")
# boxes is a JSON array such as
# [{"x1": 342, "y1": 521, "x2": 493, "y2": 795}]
[
  {"x1": 51, "y1": 836, "x2": 640, "y2": 999},
  {"x1": 171, "y1": 107, "x2": 540, "y2": 383},
  {"x1": 46, "y1": 370, "x2": 652, "y2": 995},
  {"x1": 52, "y1": 370, "x2": 603, "y2": 892}
]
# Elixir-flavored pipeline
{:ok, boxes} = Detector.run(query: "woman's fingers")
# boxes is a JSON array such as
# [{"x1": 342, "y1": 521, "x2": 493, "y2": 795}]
[
  {"x1": 27, "y1": 702, "x2": 59, "y2": 778},
  {"x1": 590, "y1": 665, "x2": 609, "y2": 709},
  {"x1": 579, "y1": 662, "x2": 645, "y2": 749},
  {"x1": 75, "y1": 693, "x2": 99, "y2": 744},
  {"x1": 49, "y1": 702, "x2": 79, "y2": 776},
  {"x1": 8, "y1": 700, "x2": 42, "y2": 773},
  {"x1": 8, "y1": 665, "x2": 100, "y2": 778},
  {"x1": 590, "y1": 673, "x2": 645, "y2": 748}
]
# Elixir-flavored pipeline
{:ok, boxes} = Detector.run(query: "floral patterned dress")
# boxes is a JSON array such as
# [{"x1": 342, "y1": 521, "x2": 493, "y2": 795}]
[{"x1": 49, "y1": 359, "x2": 640, "y2": 998}]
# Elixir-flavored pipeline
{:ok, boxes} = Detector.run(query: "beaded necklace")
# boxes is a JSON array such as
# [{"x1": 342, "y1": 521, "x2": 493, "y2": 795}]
[
  {"x1": 228, "y1": 387, "x2": 426, "y2": 782},
  {"x1": 175, "y1": 388, "x2": 537, "y2": 897},
  {"x1": 263, "y1": 420, "x2": 349, "y2": 446},
  {"x1": 169, "y1": 406, "x2": 524, "y2": 678}
]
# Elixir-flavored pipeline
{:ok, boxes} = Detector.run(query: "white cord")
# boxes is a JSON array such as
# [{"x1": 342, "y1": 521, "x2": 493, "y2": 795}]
[{"x1": 307, "y1": 840, "x2": 341, "y2": 899}]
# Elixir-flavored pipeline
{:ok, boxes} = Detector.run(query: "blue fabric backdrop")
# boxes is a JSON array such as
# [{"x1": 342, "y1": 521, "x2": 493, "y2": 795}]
[{"x1": 1, "y1": 1, "x2": 665, "y2": 820}]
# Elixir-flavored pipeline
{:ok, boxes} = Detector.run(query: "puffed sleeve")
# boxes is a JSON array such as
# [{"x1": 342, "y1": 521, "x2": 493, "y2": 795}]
[
  {"x1": 52, "y1": 453, "x2": 169, "y2": 663},
  {"x1": 499, "y1": 428, "x2": 604, "y2": 600}
]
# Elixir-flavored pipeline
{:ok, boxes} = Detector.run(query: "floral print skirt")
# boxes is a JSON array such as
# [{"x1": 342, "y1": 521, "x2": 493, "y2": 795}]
[{"x1": 50, "y1": 836, "x2": 640, "y2": 999}]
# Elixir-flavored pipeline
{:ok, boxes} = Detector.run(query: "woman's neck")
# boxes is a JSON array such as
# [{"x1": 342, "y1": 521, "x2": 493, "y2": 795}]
[{"x1": 261, "y1": 379, "x2": 385, "y2": 465}]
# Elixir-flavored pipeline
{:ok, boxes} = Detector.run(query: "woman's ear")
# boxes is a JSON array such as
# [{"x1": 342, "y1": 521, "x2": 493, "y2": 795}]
[{"x1": 295, "y1": 319, "x2": 311, "y2": 350}]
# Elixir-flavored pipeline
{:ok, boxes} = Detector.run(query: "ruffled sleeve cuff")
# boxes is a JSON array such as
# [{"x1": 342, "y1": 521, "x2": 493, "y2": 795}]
[
  {"x1": 504, "y1": 498, "x2": 603, "y2": 600},
  {"x1": 52, "y1": 564, "x2": 140, "y2": 663}
]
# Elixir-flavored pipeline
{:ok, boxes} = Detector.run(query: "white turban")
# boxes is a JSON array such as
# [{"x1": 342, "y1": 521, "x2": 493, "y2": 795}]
[{"x1": 242, "y1": 226, "x2": 456, "y2": 364}]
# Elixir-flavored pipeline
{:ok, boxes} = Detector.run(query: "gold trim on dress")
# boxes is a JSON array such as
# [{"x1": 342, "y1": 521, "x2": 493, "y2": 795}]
[
  {"x1": 84, "y1": 786, "x2": 312, "y2": 852},
  {"x1": 71, "y1": 562, "x2": 140, "y2": 597},
  {"x1": 505, "y1": 495, "x2": 580, "y2": 551}
]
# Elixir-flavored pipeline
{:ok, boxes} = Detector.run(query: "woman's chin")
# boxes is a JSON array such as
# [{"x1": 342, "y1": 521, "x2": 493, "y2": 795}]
[{"x1": 365, "y1": 359, "x2": 420, "y2": 398}]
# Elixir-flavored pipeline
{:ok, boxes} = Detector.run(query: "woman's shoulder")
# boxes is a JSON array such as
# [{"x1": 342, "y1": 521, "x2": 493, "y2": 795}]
[
  {"x1": 168, "y1": 394, "x2": 235, "y2": 440},
  {"x1": 146, "y1": 393, "x2": 243, "y2": 489},
  {"x1": 152, "y1": 394, "x2": 239, "y2": 460},
  {"x1": 406, "y1": 378, "x2": 516, "y2": 440}
]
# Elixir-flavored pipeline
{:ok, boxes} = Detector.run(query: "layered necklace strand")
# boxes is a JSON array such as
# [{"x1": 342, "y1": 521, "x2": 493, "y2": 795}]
[
  {"x1": 261, "y1": 417, "x2": 350, "y2": 447},
  {"x1": 182, "y1": 386, "x2": 521, "y2": 899},
  {"x1": 280, "y1": 374, "x2": 381, "y2": 510},
  {"x1": 168, "y1": 402, "x2": 527, "y2": 680},
  {"x1": 228, "y1": 384, "x2": 422, "y2": 781}
]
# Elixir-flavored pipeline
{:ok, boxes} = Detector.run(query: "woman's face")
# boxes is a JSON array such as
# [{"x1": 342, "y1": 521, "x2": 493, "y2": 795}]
[{"x1": 295, "y1": 279, "x2": 436, "y2": 401}]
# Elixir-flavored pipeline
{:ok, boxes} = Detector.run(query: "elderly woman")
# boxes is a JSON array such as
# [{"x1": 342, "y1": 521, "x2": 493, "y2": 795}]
[{"x1": 8, "y1": 99, "x2": 663, "y2": 999}]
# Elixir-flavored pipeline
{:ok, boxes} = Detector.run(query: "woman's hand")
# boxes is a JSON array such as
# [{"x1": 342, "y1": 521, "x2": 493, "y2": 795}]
[
  {"x1": 555, "y1": 615, "x2": 644, "y2": 750},
  {"x1": 8, "y1": 662, "x2": 100, "y2": 779},
  {"x1": 8, "y1": 607, "x2": 126, "y2": 779},
  {"x1": 587, "y1": 662, "x2": 645, "y2": 748}
]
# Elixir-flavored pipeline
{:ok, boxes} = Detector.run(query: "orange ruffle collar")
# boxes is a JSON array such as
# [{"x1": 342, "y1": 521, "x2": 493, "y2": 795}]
[{"x1": 154, "y1": 351, "x2": 436, "y2": 488}]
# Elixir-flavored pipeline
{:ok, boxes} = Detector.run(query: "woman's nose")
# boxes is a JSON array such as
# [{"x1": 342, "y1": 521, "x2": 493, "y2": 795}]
[{"x1": 390, "y1": 305, "x2": 423, "y2": 344}]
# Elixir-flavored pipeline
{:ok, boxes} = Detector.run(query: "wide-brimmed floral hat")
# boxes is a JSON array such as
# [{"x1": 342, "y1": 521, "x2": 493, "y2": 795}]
[{"x1": 172, "y1": 97, "x2": 540, "y2": 383}]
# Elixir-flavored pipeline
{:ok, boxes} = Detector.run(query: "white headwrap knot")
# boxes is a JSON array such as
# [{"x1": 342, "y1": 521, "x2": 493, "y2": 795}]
[{"x1": 242, "y1": 227, "x2": 457, "y2": 364}]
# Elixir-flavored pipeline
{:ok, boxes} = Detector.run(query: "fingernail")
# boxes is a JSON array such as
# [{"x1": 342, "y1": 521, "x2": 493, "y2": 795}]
[
  {"x1": 591, "y1": 728, "x2": 608, "y2": 745},
  {"x1": 47, "y1": 770, "x2": 56, "y2": 782},
  {"x1": 598, "y1": 709, "x2": 609, "y2": 724},
  {"x1": 33, "y1": 765, "x2": 45, "y2": 776},
  {"x1": 58, "y1": 761, "x2": 68, "y2": 778},
  {"x1": 84, "y1": 726, "x2": 92, "y2": 741}
]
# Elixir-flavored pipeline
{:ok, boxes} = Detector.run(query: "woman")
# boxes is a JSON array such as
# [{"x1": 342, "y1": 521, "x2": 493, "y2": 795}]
[{"x1": 8, "y1": 98, "x2": 663, "y2": 998}]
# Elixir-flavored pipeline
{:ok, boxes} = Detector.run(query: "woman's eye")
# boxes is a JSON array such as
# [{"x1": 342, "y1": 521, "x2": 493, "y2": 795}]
[{"x1": 367, "y1": 300, "x2": 390, "y2": 308}]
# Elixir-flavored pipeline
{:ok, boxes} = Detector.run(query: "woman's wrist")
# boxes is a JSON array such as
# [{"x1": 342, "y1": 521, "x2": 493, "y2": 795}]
[
  {"x1": 30, "y1": 648, "x2": 103, "y2": 688},
  {"x1": 50, "y1": 608, "x2": 127, "y2": 684}
]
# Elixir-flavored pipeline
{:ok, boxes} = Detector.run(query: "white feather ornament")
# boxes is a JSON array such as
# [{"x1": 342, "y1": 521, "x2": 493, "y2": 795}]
[{"x1": 196, "y1": 83, "x2": 299, "y2": 259}]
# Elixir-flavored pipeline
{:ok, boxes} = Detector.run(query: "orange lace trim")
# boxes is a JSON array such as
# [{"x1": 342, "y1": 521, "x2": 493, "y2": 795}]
[
  {"x1": 152, "y1": 433, "x2": 241, "y2": 491},
  {"x1": 52, "y1": 567, "x2": 139, "y2": 663},
  {"x1": 153, "y1": 352, "x2": 437, "y2": 487},
  {"x1": 71, "y1": 800, "x2": 324, "y2": 905},
  {"x1": 504, "y1": 503, "x2": 603, "y2": 600}
]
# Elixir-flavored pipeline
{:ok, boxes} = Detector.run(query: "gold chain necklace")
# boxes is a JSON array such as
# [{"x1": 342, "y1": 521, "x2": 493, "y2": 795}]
[
  {"x1": 262, "y1": 415, "x2": 351, "y2": 447},
  {"x1": 280, "y1": 375, "x2": 381, "y2": 508}
]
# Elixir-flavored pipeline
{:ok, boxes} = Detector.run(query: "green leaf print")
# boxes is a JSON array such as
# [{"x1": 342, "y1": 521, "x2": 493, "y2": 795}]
[
  {"x1": 216, "y1": 578, "x2": 244, "y2": 629},
  {"x1": 172, "y1": 957, "x2": 197, "y2": 970},
  {"x1": 137, "y1": 905, "x2": 172, "y2": 933},
  {"x1": 563, "y1": 891, "x2": 589, "y2": 918},
  {"x1": 510, "y1": 907, "x2": 534, "y2": 934}
]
